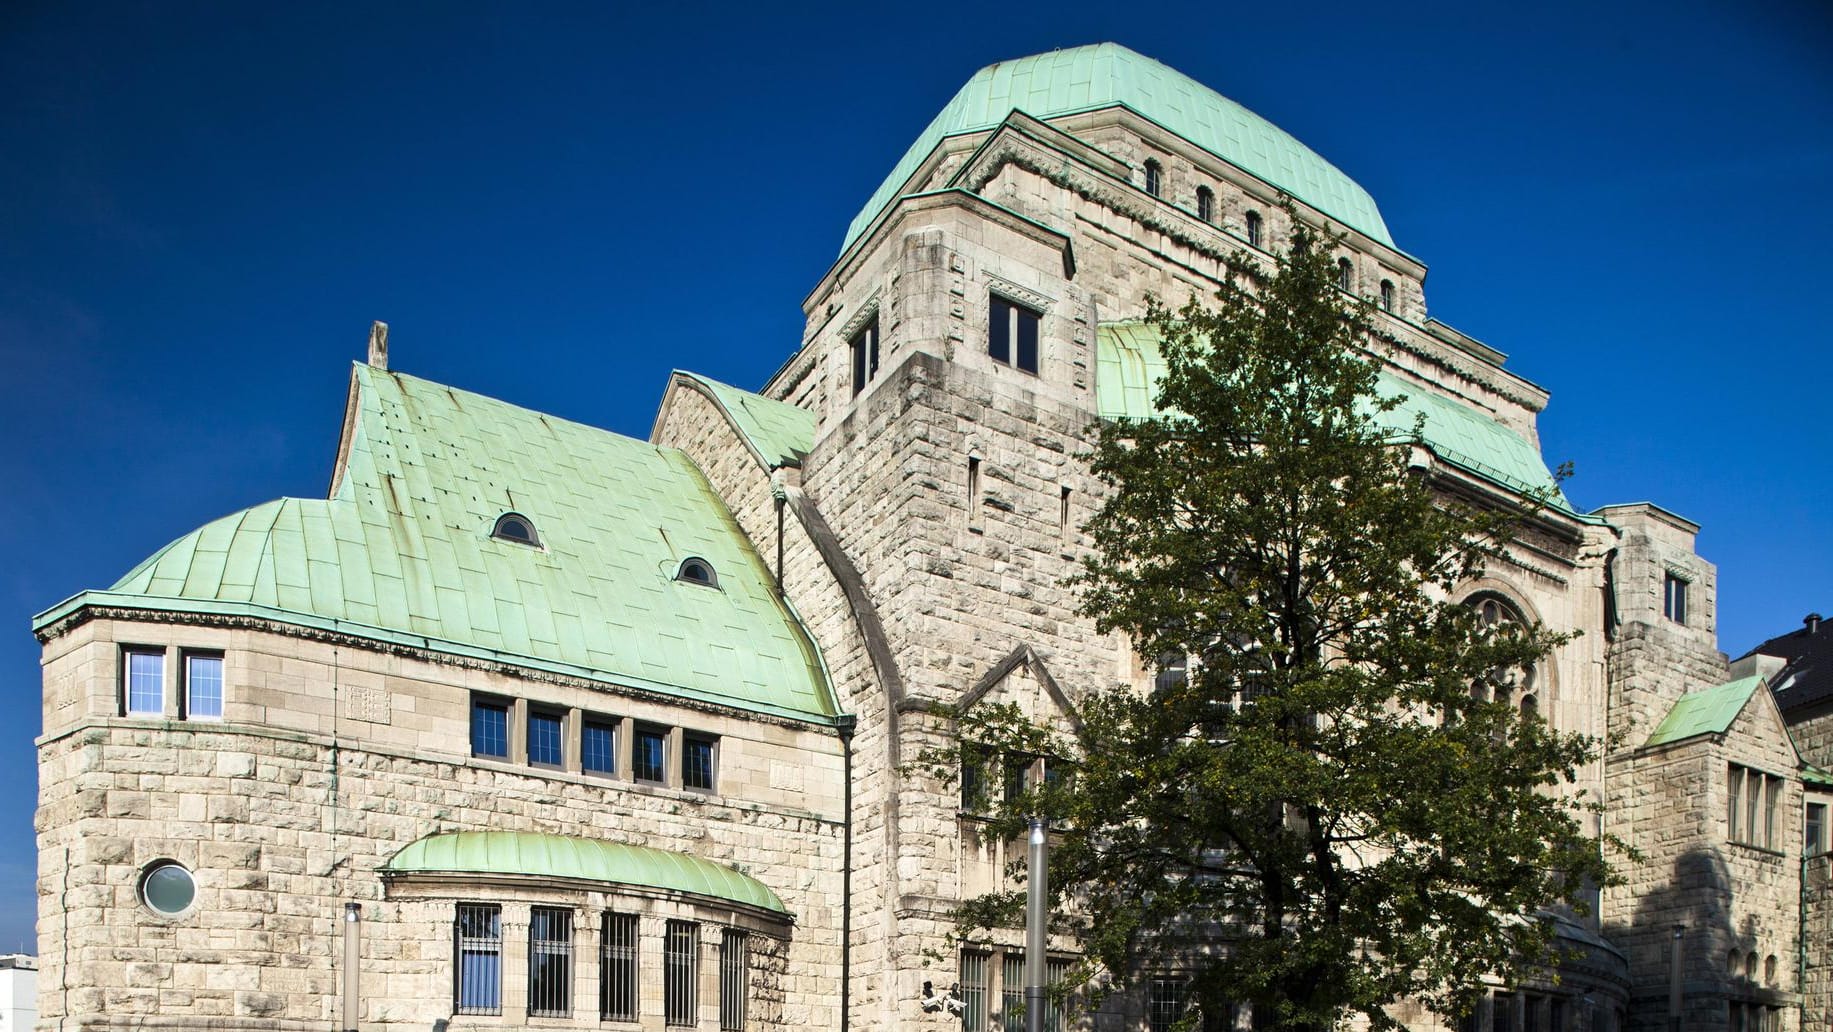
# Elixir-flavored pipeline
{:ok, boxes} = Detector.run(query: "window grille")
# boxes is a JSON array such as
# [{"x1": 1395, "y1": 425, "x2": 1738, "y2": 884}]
[
  {"x1": 720, "y1": 928, "x2": 749, "y2": 1030},
  {"x1": 1045, "y1": 958, "x2": 1071, "y2": 1032},
  {"x1": 1001, "y1": 953, "x2": 1025, "y2": 1032},
  {"x1": 665, "y1": 919, "x2": 699, "y2": 1026},
  {"x1": 1149, "y1": 978, "x2": 1189, "y2": 1032},
  {"x1": 959, "y1": 951, "x2": 989, "y2": 1032},
  {"x1": 528, "y1": 906, "x2": 573, "y2": 1017},
  {"x1": 453, "y1": 903, "x2": 503, "y2": 1015},
  {"x1": 600, "y1": 911, "x2": 638, "y2": 1021}
]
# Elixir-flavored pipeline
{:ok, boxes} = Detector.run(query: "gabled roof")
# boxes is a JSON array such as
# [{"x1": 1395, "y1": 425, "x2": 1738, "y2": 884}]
[
  {"x1": 842, "y1": 43, "x2": 1393, "y2": 255},
  {"x1": 1645, "y1": 675, "x2": 1767, "y2": 747},
  {"x1": 1094, "y1": 321, "x2": 1577, "y2": 513},
  {"x1": 37, "y1": 365, "x2": 836, "y2": 722},
  {"x1": 383, "y1": 831, "x2": 788, "y2": 915},
  {"x1": 1739, "y1": 617, "x2": 1832, "y2": 716},
  {"x1": 671, "y1": 371, "x2": 814, "y2": 470}
]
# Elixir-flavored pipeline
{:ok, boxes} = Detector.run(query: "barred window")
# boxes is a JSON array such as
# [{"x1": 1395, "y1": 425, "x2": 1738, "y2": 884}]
[
  {"x1": 960, "y1": 951, "x2": 990, "y2": 1032},
  {"x1": 1046, "y1": 958, "x2": 1071, "y2": 1032},
  {"x1": 601, "y1": 911, "x2": 639, "y2": 1021},
  {"x1": 1149, "y1": 977, "x2": 1189, "y2": 1032},
  {"x1": 665, "y1": 920, "x2": 699, "y2": 1026},
  {"x1": 454, "y1": 903, "x2": 503, "y2": 1015},
  {"x1": 528, "y1": 906, "x2": 573, "y2": 1017},
  {"x1": 1001, "y1": 953, "x2": 1025, "y2": 1032},
  {"x1": 720, "y1": 928, "x2": 749, "y2": 1030}
]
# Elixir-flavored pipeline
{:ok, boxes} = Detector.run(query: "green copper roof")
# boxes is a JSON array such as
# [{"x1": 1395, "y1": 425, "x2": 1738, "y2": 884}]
[
  {"x1": 384, "y1": 831, "x2": 788, "y2": 915},
  {"x1": 57, "y1": 365, "x2": 835, "y2": 721},
  {"x1": 1645, "y1": 676, "x2": 1765, "y2": 747},
  {"x1": 675, "y1": 371, "x2": 815, "y2": 470},
  {"x1": 842, "y1": 43, "x2": 1393, "y2": 254},
  {"x1": 1095, "y1": 321, "x2": 1575, "y2": 512}
]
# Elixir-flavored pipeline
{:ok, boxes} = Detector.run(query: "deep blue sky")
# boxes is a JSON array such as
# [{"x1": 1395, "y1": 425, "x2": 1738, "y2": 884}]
[{"x1": 3, "y1": 1, "x2": 1828, "y2": 951}]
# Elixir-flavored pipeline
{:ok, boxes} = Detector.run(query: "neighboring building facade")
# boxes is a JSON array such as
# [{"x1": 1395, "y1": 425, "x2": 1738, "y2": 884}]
[
  {"x1": 0, "y1": 956, "x2": 38, "y2": 1032},
  {"x1": 33, "y1": 42, "x2": 1824, "y2": 1032}
]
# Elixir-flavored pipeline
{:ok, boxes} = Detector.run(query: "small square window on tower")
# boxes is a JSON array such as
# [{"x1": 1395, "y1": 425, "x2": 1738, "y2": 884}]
[
  {"x1": 1663, "y1": 573, "x2": 1689, "y2": 624},
  {"x1": 989, "y1": 296, "x2": 1040, "y2": 375}
]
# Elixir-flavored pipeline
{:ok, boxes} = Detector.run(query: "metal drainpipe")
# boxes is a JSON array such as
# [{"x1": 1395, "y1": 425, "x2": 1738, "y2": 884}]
[
  {"x1": 836, "y1": 713, "x2": 857, "y2": 1032},
  {"x1": 1799, "y1": 856, "x2": 1809, "y2": 1032}
]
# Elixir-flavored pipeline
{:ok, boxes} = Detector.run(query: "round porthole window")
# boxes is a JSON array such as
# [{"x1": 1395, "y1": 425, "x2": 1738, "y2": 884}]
[{"x1": 139, "y1": 861, "x2": 196, "y2": 916}]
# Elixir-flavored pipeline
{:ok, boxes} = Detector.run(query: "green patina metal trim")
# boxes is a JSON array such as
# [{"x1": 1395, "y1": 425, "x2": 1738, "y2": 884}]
[
  {"x1": 383, "y1": 831, "x2": 788, "y2": 916},
  {"x1": 674, "y1": 372, "x2": 815, "y2": 471},
  {"x1": 1093, "y1": 321, "x2": 1581, "y2": 515},
  {"x1": 46, "y1": 366, "x2": 837, "y2": 721},
  {"x1": 1645, "y1": 675, "x2": 1766, "y2": 747},
  {"x1": 842, "y1": 43, "x2": 1393, "y2": 255}
]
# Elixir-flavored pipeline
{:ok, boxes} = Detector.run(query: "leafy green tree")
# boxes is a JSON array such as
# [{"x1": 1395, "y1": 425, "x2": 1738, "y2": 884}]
[{"x1": 949, "y1": 215, "x2": 1612, "y2": 1032}]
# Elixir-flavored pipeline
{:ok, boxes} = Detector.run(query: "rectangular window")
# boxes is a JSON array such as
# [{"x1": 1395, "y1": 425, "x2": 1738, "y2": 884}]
[
  {"x1": 1154, "y1": 652, "x2": 1189, "y2": 693},
  {"x1": 601, "y1": 911, "x2": 639, "y2": 1021},
  {"x1": 1729, "y1": 765, "x2": 1744, "y2": 842},
  {"x1": 124, "y1": 648, "x2": 164, "y2": 716},
  {"x1": 636, "y1": 726, "x2": 669, "y2": 784},
  {"x1": 959, "y1": 951, "x2": 989, "y2": 1032},
  {"x1": 470, "y1": 696, "x2": 509, "y2": 759},
  {"x1": 1551, "y1": 999, "x2": 1567, "y2": 1032},
  {"x1": 850, "y1": 316, "x2": 880, "y2": 397},
  {"x1": 961, "y1": 743, "x2": 991, "y2": 813},
  {"x1": 1046, "y1": 957, "x2": 1071, "y2": 1032},
  {"x1": 684, "y1": 735, "x2": 717, "y2": 792},
  {"x1": 1149, "y1": 977, "x2": 1189, "y2": 1032},
  {"x1": 528, "y1": 709, "x2": 564, "y2": 768},
  {"x1": 967, "y1": 457, "x2": 983, "y2": 532},
  {"x1": 1525, "y1": 994, "x2": 1546, "y2": 1032},
  {"x1": 988, "y1": 296, "x2": 1040, "y2": 375},
  {"x1": 665, "y1": 920, "x2": 699, "y2": 1027},
  {"x1": 454, "y1": 903, "x2": 503, "y2": 1015},
  {"x1": 1808, "y1": 802, "x2": 1827, "y2": 856},
  {"x1": 1494, "y1": 993, "x2": 1517, "y2": 1032},
  {"x1": 583, "y1": 719, "x2": 618, "y2": 776},
  {"x1": 719, "y1": 928, "x2": 749, "y2": 1031},
  {"x1": 528, "y1": 906, "x2": 573, "y2": 1018},
  {"x1": 1001, "y1": 953, "x2": 1025, "y2": 1032},
  {"x1": 1664, "y1": 573, "x2": 1689, "y2": 623},
  {"x1": 1058, "y1": 486, "x2": 1072, "y2": 539},
  {"x1": 183, "y1": 652, "x2": 223, "y2": 720}
]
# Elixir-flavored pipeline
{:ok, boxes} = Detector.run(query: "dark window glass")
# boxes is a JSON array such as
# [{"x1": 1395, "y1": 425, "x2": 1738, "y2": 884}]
[
  {"x1": 528, "y1": 710, "x2": 563, "y2": 767},
  {"x1": 1149, "y1": 978, "x2": 1189, "y2": 1032},
  {"x1": 961, "y1": 744, "x2": 990, "y2": 811},
  {"x1": 1337, "y1": 257, "x2": 1353, "y2": 291},
  {"x1": 1664, "y1": 574, "x2": 1689, "y2": 623},
  {"x1": 492, "y1": 513, "x2": 539, "y2": 546},
  {"x1": 678, "y1": 559, "x2": 717, "y2": 586},
  {"x1": 989, "y1": 297, "x2": 1041, "y2": 375},
  {"x1": 471, "y1": 698, "x2": 509, "y2": 759},
  {"x1": 1155, "y1": 652, "x2": 1188, "y2": 693},
  {"x1": 635, "y1": 727, "x2": 668, "y2": 784},
  {"x1": 1380, "y1": 279, "x2": 1395, "y2": 312},
  {"x1": 1196, "y1": 187, "x2": 1214, "y2": 223},
  {"x1": 601, "y1": 912, "x2": 639, "y2": 1021},
  {"x1": 1144, "y1": 160, "x2": 1162, "y2": 197},
  {"x1": 719, "y1": 929, "x2": 749, "y2": 1031},
  {"x1": 665, "y1": 920, "x2": 699, "y2": 1026},
  {"x1": 850, "y1": 316, "x2": 880, "y2": 397},
  {"x1": 684, "y1": 736, "x2": 716, "y2": 792},
  {"x1": 528, "y1": 906, "x2": 573, "y2": 1017},
  {"x1": 1004, "y1": 754, "x2": 1032, "y2": 804},
  {"x1": 1494, "y1": 993, "x2": 1517, "y2": 1032},
  {"x1": 1808, "y1": 802, "x2": 1827, "y2": 855},
  {"x1": 1245, "y1": 210, "x2": 1262, "y2": 248},
  {"x1": 455, "y1": 904, "x2": 503, "y2": 1015},
  {"x1": 583, "y1": 720, "x2": 617, "y2": 775}
]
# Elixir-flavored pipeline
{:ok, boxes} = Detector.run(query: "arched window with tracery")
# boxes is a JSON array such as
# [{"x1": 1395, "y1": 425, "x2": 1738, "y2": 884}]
[{"x1": 1468, "y1": 593, "x2": 1540, "y2": 720}]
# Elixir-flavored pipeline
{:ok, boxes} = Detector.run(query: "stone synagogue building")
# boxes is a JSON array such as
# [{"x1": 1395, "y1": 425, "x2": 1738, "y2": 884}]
[{"x1": 31, "y1": 43, "x2": 1833, "y2": 1032}]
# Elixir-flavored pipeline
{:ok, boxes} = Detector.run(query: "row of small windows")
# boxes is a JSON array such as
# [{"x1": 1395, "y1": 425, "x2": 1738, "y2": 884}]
[
  {"x1": 470, "y1": 694, "x2": 719, "y2": 792},
  {"x1": 1727, "y1": 763, "x2": 1784, "y2": 850},
  {"x1": 120, "y1": 647, "x2": 223, "y2": 721},
  {"x1": 491, "y1": 513, "x2": 720, "y2": 589},
  {"x1": 456, "y1": 903, "x2": 749, "y2": 1028},
  {"x1": 1726, "y1": 948, "x2": 1781, "y2": 987},
  {"x1": 1456, "y1": 990, "x2": 1586, "y2": 1032}
]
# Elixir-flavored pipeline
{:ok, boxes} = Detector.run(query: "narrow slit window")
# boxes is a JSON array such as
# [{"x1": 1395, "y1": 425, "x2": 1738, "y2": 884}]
[
  {"x1": 1380, "y1": 279, "x2": 1395, "y2": 312},
  {"x1": 1337, "y1": 257, "x2": 1353, "y2": 291},
  {"x1": 1245, "y1": 210, "x2": 1263, "y2": 248},
  {"x1": 967, "y1": 457, "x2": 982, "y2": 532},
  {"x1": 850, "y1": 315, "x2": 880, "y2": 397},
  {"x1": 1059, "y1": 485, "x2": 1072, "y2": 538},
  {"x1": 492, "y1": 512, "x2": 540, "y2": 547},
  {"x1": 528, "y1": 906, "x2": 573, "y2": 1018},
  {"x1": 1196, "y1": 186, "x2": 1214, "y2": 223},
  {"x1": 1143, "y1": 159, "x2": 1162, "y2": 197},
  {"x1": 601, "y1": 911, "x2": 639, "y2": 1021}
]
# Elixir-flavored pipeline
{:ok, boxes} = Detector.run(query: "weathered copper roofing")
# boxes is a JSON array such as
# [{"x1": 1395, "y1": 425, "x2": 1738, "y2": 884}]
[
  {"x1": 842, "y1": 43, "x2": 1393, "y2": 254},
  {"x1": 36, "y1": 365, "x2": 837, "y2": 722},
  {"x1": 384, "y1": 831, "x2": 788, "y2": 915},
  {"x1": 673, "y1": 371, "x2": 814, "y2": 470},
  {"x1": 1645, "y1": 676, "x2": 1766, "y2": 747}
]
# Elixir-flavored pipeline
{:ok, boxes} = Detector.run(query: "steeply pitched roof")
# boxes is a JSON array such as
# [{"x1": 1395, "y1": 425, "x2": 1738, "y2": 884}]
[
  {"x1": 1645, "y1": 675, "x2": 1766, "y2": 747},
  {"x1": 672, "y1": 371, "x2": 814, "y2": 470},
  {"x1": 1740, "y1": 617, "x2": 1833, "y2": 716},
  {"x1": 842, "y1": 43, "x2": 1392, "y2": 255},
  {"x1": 37, "y1": 365, "x2": 836, "y2": 722},
  {"x1": 1094, "y1": 321, "x2": 1577, "y2": 512},
  {"x1": 384, "y1": 831, "x2": 788, "y2": 915}
]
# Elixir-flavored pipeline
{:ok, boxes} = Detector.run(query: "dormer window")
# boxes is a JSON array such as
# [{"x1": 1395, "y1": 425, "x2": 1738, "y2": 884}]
[
  {"x1": 676, "y1": 558, "x2": 718, "y2": 588},
  {"x1": 1144, "y1": 159, "x2": 1162, "y2": 198},
  {"x1": 1245, "y1": 210, "x2": 1263, "y2": 248},
  {"x1": 1196, "y1": 187, "x2": 1214, "y2": 223},
  {"x1": 492, "y1": 513, "x2": 540, "y2": 547},
  {"x1": 1337, "y1": 258, "x2": 1353, "y2": 292}
]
